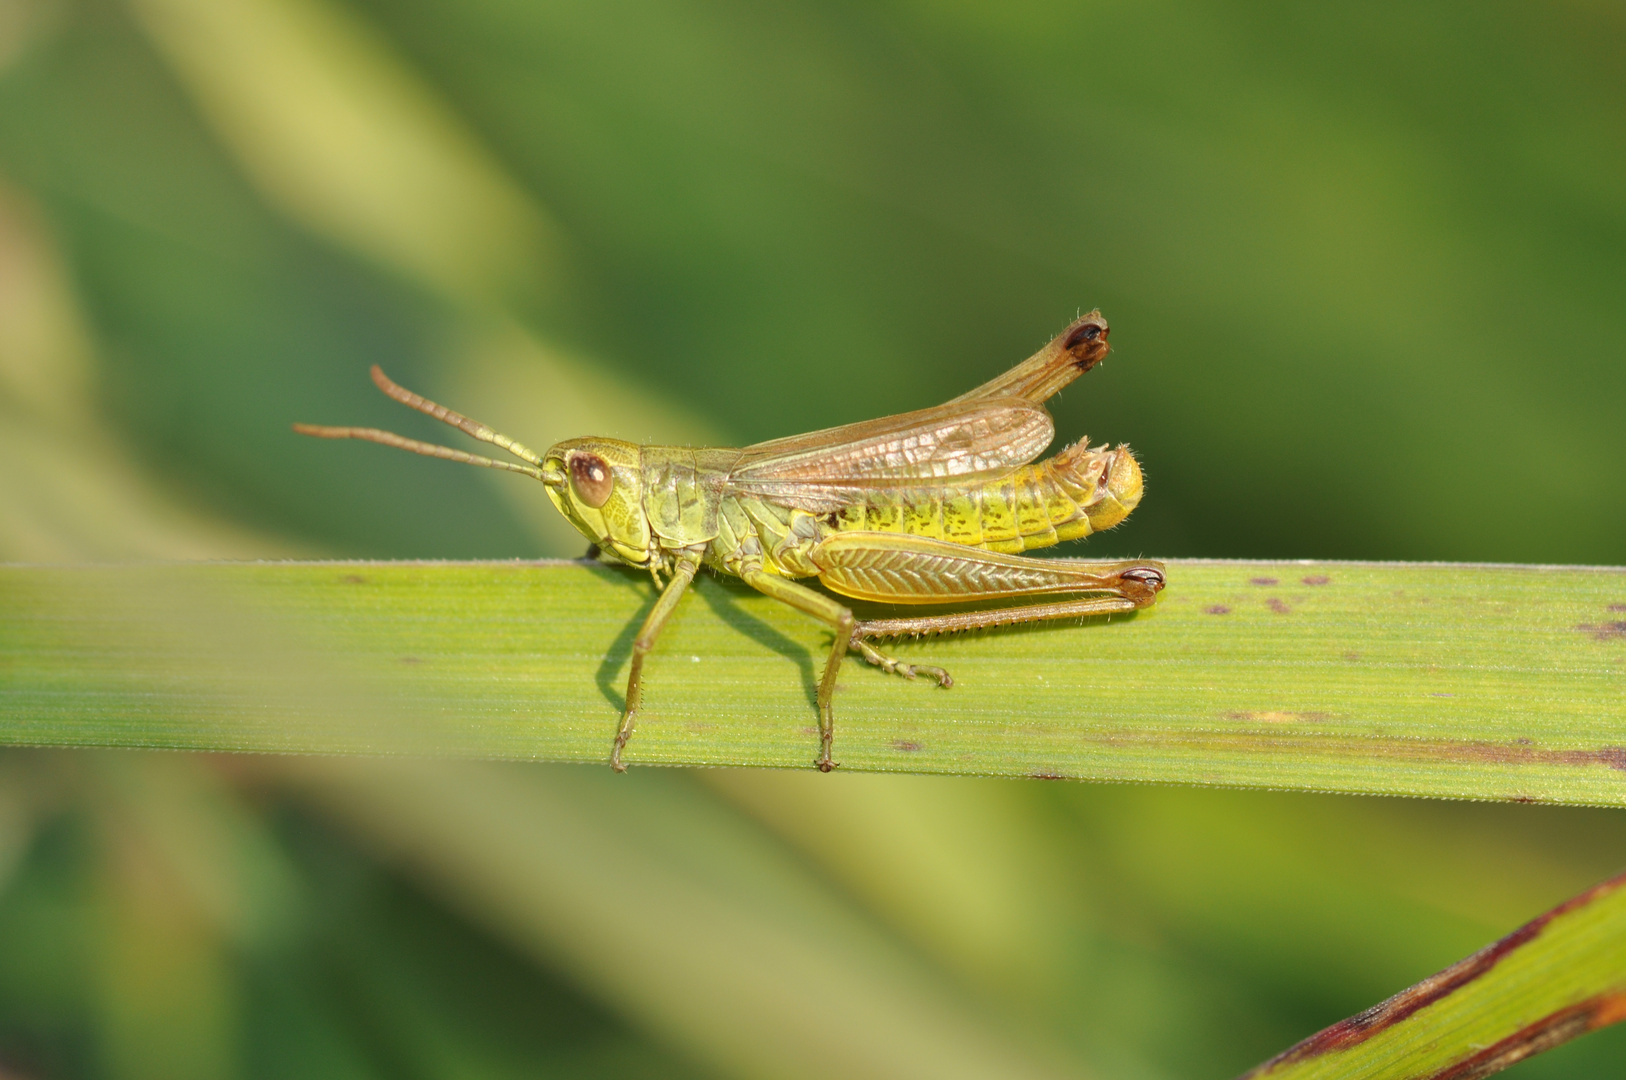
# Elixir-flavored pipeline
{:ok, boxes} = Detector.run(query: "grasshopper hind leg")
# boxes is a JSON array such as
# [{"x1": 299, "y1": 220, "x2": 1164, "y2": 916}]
[
  {"x1": 851, "y1": 638, "x2": 953, "y2": 688},
  {"x1": 814, "y1": 528, "x2": 1165, "y2": 682},
  {"x1": 741, "y1": 535, "x2": 1165, "y2": 771},
  {"x1": 849, "y1": 568, "x2": 1163, "y2": 641}
]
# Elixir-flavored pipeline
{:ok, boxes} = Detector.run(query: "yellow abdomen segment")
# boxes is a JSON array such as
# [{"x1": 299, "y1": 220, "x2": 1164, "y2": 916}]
[{"x1": 826, "y1": 441, "x2": 1143, "y2": 555}]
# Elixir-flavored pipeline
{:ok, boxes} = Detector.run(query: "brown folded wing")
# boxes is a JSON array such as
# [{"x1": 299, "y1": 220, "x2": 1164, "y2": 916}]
[{"x1": 727, "y1": 397, "x2": 1052, "y2": 512}]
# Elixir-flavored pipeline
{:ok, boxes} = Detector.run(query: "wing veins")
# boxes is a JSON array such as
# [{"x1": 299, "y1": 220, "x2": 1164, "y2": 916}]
[{"x1": 732, "y1": 398, "x2": 1052, "y2": 483}]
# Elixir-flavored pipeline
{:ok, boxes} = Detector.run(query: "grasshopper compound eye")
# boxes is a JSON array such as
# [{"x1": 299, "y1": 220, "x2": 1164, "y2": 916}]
[{"x1": 570, "y1": 452, "x2": 614, "y2": 507}]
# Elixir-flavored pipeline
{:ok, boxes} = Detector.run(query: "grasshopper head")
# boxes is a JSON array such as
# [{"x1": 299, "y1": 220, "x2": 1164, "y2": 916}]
[{"x1": 542, "y1": 438, "x2": 651, "y2": 565}]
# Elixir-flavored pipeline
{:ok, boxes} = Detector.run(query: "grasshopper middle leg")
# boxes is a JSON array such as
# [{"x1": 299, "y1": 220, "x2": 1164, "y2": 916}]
[{"x1": 740, "y1": 568, "x2": 867, "y2": 772}]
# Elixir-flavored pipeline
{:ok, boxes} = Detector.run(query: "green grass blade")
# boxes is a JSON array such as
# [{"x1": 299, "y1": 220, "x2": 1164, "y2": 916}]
[
  {"x1": 2, "y1": 559, "x2": 1624, "y2": 799},
  {"x1": 279, "y1": 756, "x2": 1086, "y2": 1080},
  {"x1": 1244, "y1": 872, "x2": 1626, "y2": 1078}
]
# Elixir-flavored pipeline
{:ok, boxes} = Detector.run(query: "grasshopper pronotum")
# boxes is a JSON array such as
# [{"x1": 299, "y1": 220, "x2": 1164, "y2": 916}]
[{"x1": 296, "y1": 312, "x2": 1165, "y2": 771}]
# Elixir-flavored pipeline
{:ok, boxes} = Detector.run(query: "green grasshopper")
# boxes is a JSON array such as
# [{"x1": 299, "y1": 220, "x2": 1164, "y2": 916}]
[{"x1": 296, "y1": 312, "x2": 1165, "y2": 771}]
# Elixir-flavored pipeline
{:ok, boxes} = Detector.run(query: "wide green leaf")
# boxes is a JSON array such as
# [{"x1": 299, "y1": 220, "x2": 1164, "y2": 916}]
[{"x1": 4, "y1": 559, "x2": 1623, "y2": 800}]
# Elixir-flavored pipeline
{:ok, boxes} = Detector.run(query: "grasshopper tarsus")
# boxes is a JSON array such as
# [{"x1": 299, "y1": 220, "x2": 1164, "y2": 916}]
[
  {"x1": 298, "y1": 310, "x2": 1165, "y2": 770},
  {"x1": 816, "y1": 698, "x2": 839, "y2": 771},
  {"x1": 610, "y1": 716, "x2": 635, "y2": 772},
  {"x1": 852, "y1": 637, "x2": 953, "y2": 688}
]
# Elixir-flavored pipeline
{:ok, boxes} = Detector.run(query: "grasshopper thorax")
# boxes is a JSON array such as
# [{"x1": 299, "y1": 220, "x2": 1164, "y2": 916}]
[{"x1": 542, "y1": 438, "x2": 651, "y2": 566}]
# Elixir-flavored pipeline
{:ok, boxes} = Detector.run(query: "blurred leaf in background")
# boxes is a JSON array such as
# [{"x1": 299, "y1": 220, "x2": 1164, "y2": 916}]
[{"x1": 0, "y1": 0, "x2": 1624, "y2": 1076}]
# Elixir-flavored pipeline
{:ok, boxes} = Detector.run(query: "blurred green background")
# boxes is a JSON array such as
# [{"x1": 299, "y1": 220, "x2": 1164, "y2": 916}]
[{"x1": 0, "y1": 0, "x2": 1624, "y2": 1076}]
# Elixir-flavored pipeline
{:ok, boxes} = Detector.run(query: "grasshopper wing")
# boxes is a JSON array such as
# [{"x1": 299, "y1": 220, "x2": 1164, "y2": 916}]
[{"x1": 728, "y1": 396, "x2": 1052, "y2": 512}]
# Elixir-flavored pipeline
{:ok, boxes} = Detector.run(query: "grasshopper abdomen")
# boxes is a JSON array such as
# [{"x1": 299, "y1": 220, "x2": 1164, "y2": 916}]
[{"x1": 797, "y1": 440, "x2": 1142, "y2": 558}]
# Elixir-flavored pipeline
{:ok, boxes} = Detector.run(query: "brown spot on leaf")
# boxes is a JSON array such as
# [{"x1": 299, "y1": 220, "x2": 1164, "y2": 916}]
[
  {"x1": 1029, "y1": 771, "x2": 1067, "y2": 781},
  {"x1": 1206, "y1": 605, "x2": 1231, "y2": 615},
  {"x1": 1608, "y1": 603, "x2": 1626, "y2": 612},
  {"x1": 1266, "y1": 598, "x2": 1291, "y2": 614},
  {"x1": 1429, "y1": 692, "x2": 1454, "y2": 698},
  {"x1": 892, "y1": 739, "x2": 922, "y2": 752},
  {"x1": 1460, "y1": 742, "x2": 1626, "y2": 772},
  {"x1": 1249, "y1": 576, "x2": 1279, "y2": 586},
  {"x1": 1302, "y1": 574, "x2": 1331, "y2": 585},
  {"x1": 340, "y1": 574, "x2": 368, "y2": 585},
  {"x1": 1592, "y1": 748, "x2": 1626, "y2": 770},
  {"x1": 1343, "y1": 651, "x2": 1361, "y2": 662},
  {"x1": 399, "y1": 656, "x2": 421, "y2": 666},
  {"x1": 1226, "y1": 711, "x2": 1330, "y2": 723},
  {"x1": 1089, "y1": 727, "x2": 1626, "y2": 778},
  {"x1": 1577, "y1": 621, "x2": 1626, "y2": 641},
  {"x1": 1241, "y1": 875, "x2": 1626, "y2": 1077}
]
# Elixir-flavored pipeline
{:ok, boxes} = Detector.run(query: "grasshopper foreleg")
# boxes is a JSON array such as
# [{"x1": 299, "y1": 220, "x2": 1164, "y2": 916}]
[{"x1": 612, "y1": 547, "x2": 704, "y2": 772}]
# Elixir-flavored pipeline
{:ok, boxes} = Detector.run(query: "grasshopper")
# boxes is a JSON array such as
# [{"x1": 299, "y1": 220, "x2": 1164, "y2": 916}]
[{"x1": 295, "y1": 311, "x2": 1165, "y2": 771}]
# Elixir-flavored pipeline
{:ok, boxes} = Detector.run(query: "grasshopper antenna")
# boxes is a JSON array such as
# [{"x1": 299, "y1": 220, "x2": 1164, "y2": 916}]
[{"x1": 293, "y1": 366, "x2": 556, "y2": 484}]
